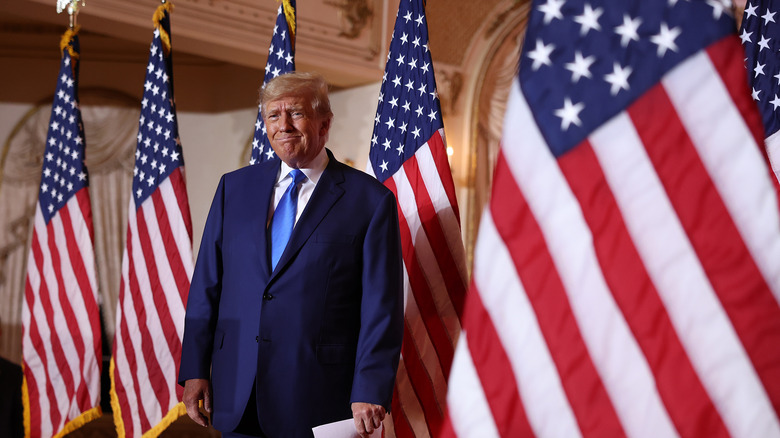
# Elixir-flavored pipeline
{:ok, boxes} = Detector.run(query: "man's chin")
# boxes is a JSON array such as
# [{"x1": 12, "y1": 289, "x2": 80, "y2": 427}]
[{"x1": 273, "y1": 141, "x2": 301, "y2": 153}]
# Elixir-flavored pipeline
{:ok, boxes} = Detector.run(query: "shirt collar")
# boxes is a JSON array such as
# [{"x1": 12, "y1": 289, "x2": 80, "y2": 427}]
[{"x1": 277, "y1": 147, "x2": 329, "y2": 185}]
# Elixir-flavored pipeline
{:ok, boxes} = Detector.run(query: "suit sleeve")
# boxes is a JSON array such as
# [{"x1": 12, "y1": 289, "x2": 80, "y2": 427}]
[
  {"x1": 350, "y1": 189, "x2": 404, "y2": 410},
  {"x1": 178, "y1": 175, "x2": 226, "y2": 385}
]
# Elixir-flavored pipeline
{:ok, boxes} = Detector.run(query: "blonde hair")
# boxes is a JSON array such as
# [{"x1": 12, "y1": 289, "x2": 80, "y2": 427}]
[{"x1": 259, "y1": 72, "x2": 333, "y2": 119}]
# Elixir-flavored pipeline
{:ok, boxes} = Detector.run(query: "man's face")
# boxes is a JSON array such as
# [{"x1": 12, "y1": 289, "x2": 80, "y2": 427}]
[{"x1": 264, "y1": 94, "x2": 330, "y2": 169}]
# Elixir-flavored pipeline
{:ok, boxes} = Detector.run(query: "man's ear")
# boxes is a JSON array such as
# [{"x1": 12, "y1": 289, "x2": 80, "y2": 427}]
[{"x1": 320, "y1": 117, "x2": 332, "y2": 135}]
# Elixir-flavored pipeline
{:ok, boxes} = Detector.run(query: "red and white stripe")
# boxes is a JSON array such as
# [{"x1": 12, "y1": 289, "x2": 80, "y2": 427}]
[
  {"x1": 444, "y1": 36, "x2": 780, "y2": 438},
  {"x1": 369, "y1": 129, "x2": 468, "y2": 437},
  {"x1": 111, "y1": 168, "x2": 193, "y2": 438},
  {"x1": 22, "y1": 188, "x2": 101, "y2": 437}
]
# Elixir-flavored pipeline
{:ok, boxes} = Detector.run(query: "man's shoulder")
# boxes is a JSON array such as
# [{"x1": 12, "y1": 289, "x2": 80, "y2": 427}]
[
  {"x1": 222, "y1": 160, "x2": 278, "y2": 183},
  {"x1": 331, "y1": 159, "x2": 391, "y2": 196}
]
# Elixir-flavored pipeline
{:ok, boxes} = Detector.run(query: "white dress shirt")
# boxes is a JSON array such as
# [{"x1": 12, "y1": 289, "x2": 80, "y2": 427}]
[{"x1": 268, "y1": 147, "x2": 329, "y2": 227}]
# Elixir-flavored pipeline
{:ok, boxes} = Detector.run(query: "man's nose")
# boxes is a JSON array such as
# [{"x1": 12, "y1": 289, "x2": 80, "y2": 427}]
[{"x1": 278, "y1": 113, "x2": 293, "y2": 130}]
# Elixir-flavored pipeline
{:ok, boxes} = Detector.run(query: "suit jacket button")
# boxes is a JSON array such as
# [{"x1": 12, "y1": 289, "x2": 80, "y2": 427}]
[
  {"x1": 263, "y1": 293, "x2": 273, "y2": 300},
  {"x1": 255, "y1": 336, "x2": 259, "y2": 342}
]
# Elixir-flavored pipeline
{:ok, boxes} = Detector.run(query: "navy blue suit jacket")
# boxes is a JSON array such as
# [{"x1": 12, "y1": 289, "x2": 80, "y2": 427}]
[{"x1": 179, "y1": 150, "x2": 404, "y2": 437}]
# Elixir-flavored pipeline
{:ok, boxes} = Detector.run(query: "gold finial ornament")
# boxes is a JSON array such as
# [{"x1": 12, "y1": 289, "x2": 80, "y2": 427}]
[
  {"x1": 56, "y1": 0, "x2": 85, "y2": 14},
  {"x1": 56, "y1": 1, "x2": 86, "y2": 28}
]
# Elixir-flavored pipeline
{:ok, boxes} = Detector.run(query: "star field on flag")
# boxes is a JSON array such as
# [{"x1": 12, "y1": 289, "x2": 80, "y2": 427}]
[
  {"x1": 741, "y1": 0, "x2": 780, "y2": 183},
  {"x1": 521, "y1": 0, "x2": 732, "y2": 156},
  {"x1": 250, "y1": 1, "x2": 296, "y2": 165},
  {"x1": 40, "y1": 56, "x2": 89, "y2": 223},
  {"x1": 132, "y1": 26, "x2": 184, "y2": 204},
  {"x1": 369, "y1": 4, "x2": 442, "y2": 181}
]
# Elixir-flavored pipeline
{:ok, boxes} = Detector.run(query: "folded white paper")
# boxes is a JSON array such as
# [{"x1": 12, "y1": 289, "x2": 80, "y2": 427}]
[{"x1": 312, "y1": 418, "x2": 383, "y2": 438}]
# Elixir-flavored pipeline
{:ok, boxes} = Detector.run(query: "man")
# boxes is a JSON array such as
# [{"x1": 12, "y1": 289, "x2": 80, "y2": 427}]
[{"x1": 179, "y1": 72, "x2": 404, "y2": 438}]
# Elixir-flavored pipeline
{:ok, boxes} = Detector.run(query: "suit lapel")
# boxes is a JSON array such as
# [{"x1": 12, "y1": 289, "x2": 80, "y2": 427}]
[
  {"x1": 271, "y1": 151, "x2": 345, "y2": 277},
  {"x1": 251, "y1": 161, "x2": 281, "y2": 280}
]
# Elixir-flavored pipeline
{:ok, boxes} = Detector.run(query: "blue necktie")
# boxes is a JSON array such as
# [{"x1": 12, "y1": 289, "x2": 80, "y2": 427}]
[{"x1": 271, "y1": 169, "x2": 306, "y2": 270}]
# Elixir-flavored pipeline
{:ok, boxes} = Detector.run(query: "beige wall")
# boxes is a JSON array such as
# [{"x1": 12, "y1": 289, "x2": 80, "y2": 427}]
[
  {"x1": 329, "y1": 82, "x2": 382, "y2": 168},
  {"x1": 176, "y1": 108, "x2": 254, "y2": 253}
]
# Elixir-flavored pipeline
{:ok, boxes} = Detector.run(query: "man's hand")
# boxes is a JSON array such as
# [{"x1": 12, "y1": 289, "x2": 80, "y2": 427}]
[
  {"x1": 351, "y1": 402, "x2": 386, "y2": 437},
  {"x1": 182, "y1": 378, "x2": 212, "y2": 427}
]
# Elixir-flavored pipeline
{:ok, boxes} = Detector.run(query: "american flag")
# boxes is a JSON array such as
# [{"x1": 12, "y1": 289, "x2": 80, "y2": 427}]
[
  {"x1": 443, "y1": 0, "x2": 780, "y2": 437},
  {"x1": 741, "y1": 0, "x2": 780, "y2": 183},
  {"x1": 249, "y1": 0, "x2": 296, "y2": 165},
  {"x1": 110, "y1": 4, "x2": 194, "y2": 437},
  {"x1": 367, "y1": 0, "x2": 467, "y2": 436},
  {"x1": 22, "y1": 28, "x2": 102, "y2": 437}
]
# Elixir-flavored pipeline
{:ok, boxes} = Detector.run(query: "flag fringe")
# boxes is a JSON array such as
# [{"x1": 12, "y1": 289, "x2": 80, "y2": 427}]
[
  {"x1": 153, "y1": 2, "x2": 175, "y2": 55},
  {"x1": 141, "y1": 402, "x2": 188, "y2": 438},
  {"x1": 109, "y1": 358, "x2": 189, "y2": 437},
  {"x1": 109, "y1": 358, "x2": 127, "y2": 438},
  {"x1": 59, "y1": 25, "x2": 80, "y2": 61},
  {"x1": 282, "y1": 0, "x2": 296, "y2": 46},
  {"x1": 23, "y1": 359, "x2": 103, "y2": 438},
  {"x1": 22, "y1": 367, "x2": 30, "y2": 438},
  {"x1": 53, "y1": 406, "x2": 103, "y2": 438}
]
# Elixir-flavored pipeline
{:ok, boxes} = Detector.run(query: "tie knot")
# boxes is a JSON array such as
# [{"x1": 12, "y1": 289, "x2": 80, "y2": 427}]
[{"x1": 289, "y1": 169, "x2": 306, "y2": 185}]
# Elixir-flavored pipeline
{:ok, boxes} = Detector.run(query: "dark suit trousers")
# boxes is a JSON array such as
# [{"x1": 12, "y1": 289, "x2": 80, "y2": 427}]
[{"x1": 223, "y1": 380, "x2": 268, "y2": 438}]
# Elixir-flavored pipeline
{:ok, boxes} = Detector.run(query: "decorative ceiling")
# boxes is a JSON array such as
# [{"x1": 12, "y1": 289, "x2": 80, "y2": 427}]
[{"x1": 1, "y1": 0, "x2": 503, "y2": 111}]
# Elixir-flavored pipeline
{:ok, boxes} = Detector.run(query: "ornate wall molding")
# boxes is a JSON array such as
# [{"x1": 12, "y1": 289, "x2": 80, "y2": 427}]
[
  {"x1": 436, "y1": 67, "x2": 463, "y2": 115},
  {"x1": 456, "y1": 0, "x2": 531, "y2": 262},
  {"x1": 12, "y1": 0, "x2": 391, "y2": 87},
  {"x1": 325, "y1": 0, "x2": 374, "y2": 39}
]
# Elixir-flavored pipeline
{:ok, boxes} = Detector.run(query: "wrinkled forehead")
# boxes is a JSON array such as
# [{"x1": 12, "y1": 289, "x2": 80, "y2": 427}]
[{"x1": 265, "y1": 93, "x2": 314, "y2": 111}]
